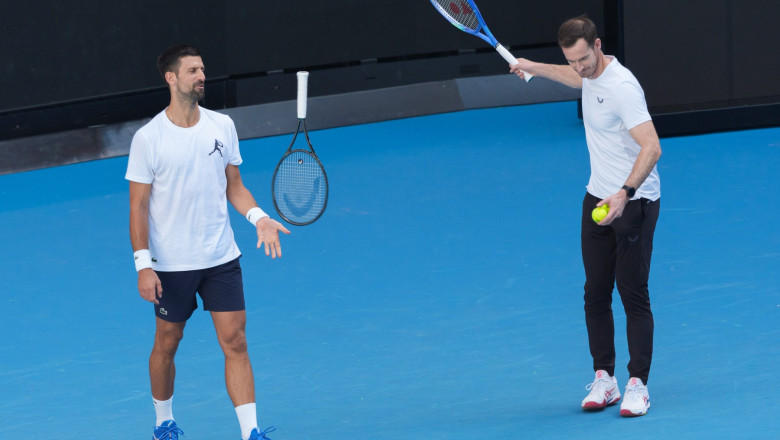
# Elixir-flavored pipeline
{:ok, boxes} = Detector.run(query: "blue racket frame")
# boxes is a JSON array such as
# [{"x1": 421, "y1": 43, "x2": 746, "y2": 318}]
[
  {"x1": 429, "y1": 0, "x2": 533, "y2": 80},
  {"x1": 430, "y1": 0, "x2": 498, "y2": 46}
]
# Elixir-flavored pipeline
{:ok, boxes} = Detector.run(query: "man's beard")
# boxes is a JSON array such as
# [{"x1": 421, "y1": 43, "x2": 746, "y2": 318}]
[
  {"x1": 188, "y1": 87, "x2": 205, "y2": 102},
  {"x1": 178, "y1": 85, "x2": 205, "y2": 104},
  {"x1": 579, "y1": 56, "x2": 601, "y2": 79}
]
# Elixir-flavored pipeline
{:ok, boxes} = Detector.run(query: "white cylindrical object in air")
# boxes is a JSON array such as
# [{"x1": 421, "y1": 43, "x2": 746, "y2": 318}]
[{"x1": 297, "y1": 71, "x2": 309, "y2": 119}]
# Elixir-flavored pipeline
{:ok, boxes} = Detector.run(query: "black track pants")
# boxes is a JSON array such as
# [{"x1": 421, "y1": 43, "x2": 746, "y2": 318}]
[{"x1": 580, "y1": 192, "x2": 660, "y2": 384}]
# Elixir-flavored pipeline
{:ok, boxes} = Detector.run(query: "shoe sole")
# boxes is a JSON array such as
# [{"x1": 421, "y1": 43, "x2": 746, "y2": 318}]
[
  {"x1": 582, "y1": 396, "x2": 621, "y2": 410},
  {"x1": 619, "y1": 402, "x2": 650, "y2": 417}
]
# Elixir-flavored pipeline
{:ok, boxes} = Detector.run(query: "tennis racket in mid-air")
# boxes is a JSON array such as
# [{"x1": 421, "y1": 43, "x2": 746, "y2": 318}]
[
  {"x1": 430, "y1": 0, "x2": 533, "y2": 81},
  {"x1": 271, "y1": 71, "x2": 328, "y2": 226}
]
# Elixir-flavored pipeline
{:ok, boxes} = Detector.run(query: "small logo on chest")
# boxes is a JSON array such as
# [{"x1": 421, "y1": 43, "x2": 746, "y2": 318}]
[
  {"x1": 209, "y1": 139, "x2": 224, "y2": 157},
  {"x1": 597, "y1": 97, "x2": 604, "y2": 104}
]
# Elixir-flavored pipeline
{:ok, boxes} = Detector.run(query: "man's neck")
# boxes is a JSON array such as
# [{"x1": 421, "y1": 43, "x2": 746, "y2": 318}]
[
  {"x1": 590, "y1": 51, "x2": 612, "y2": 80},
  {"x1": 166, "y1": 100, "x2": 200, "y2": 128}
]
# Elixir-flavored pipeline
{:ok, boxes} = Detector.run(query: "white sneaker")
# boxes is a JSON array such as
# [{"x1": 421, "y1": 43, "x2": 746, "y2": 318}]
[
  {"x1": 581, "y1": 370, "x2": 621, "y2": 410},
  {"x1": 620, "y1": 377, "x2": 651, "y2": 417}
]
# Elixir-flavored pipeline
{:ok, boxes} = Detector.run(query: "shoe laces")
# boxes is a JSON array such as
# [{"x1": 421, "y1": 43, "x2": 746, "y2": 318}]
[
  {"x1": 250, "y1": 426, "x2": 276, "y2": 440},
  {"x1": 156, "y1": 423, "x2": 184, "y2": 439},
  {"x1": 624, "y1": 382, "x2": 647, "y2": 401},
  {"x1": 585, "y1": 376, "x2": 612, "y2": 394}
]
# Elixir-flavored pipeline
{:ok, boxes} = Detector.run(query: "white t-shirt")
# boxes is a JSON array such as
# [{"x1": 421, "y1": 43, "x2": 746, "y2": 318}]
[
  {"x1": 125, "y1": 107, "x2": 243, "y2": 271},
  {"x1": 582, "y1": 57, "x2": 660, "y2": 201}
]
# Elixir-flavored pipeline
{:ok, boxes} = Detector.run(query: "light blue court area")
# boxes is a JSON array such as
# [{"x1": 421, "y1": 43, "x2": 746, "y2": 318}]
[{"x1": 1, "y1": 101, "x2": 778, "y2": 439}]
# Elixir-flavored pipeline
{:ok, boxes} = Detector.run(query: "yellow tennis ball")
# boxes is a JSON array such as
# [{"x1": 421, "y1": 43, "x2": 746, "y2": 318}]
[{"x1": 591, "y1": 204, "x2": 609, "y2": 223}]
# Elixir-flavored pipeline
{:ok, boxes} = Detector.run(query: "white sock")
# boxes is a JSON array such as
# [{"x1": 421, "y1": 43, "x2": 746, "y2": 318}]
[
  {"x1": 235, "y1": 402, "x2": 258, "y2": 440},
  {"x1": 153, "y1": 396, "x2": 174, "y2": 427}
]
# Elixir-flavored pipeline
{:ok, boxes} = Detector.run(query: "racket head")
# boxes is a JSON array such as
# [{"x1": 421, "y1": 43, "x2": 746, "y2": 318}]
[
  {"x1": 430, "y1": 0, "x2": 496, "y2": 46},
  {"x1": 272, "y1": 149, "x2": 328, "y2": 226},
  {"x1": 430, "y1": 0, "x2": 481, "y2": 32}
]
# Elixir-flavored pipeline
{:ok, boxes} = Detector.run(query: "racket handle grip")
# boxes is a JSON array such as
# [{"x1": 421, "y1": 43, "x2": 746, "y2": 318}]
[
  {"x1": 496, "y1": 44, "x2": 533, "y2": 82},
  {"x1": 297, "y1": 71, "x2": 309, "y2": 119}
]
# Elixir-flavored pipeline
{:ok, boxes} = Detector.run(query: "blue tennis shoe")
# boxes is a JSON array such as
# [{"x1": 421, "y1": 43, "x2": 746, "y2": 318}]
[
  {"x1": 248, "y1": 426, "x2": 276, "y2": 440},
  {"x1": 153, "y1": 420, "x2": 183, "y2": 439}
]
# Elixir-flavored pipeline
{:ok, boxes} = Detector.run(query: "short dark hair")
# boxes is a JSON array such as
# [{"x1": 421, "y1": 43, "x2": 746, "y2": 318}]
[
  {"x1": 558, "y1": 16, "x2": 598, "y2": 49},
  {"x1": 156, "y1": 45, "x2": 201, "y2": 81}
]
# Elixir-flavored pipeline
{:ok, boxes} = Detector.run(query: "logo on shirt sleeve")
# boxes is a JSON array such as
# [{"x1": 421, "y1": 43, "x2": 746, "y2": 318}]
[{"x1": 209, "y1": 139, "x2": 224, "y2": 157}]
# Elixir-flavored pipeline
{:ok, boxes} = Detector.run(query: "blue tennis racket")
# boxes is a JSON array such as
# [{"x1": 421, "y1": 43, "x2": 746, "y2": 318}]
[{"x1": 430, "y1": 0, "x2": 533, "y2": 81}]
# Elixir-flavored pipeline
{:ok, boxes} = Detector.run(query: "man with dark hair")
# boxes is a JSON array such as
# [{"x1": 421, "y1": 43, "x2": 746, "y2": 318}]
[
  {"x1": 156, "y1": 45, "x2": 202, "y2": 81},
  {"x1": 509, "y1": 16, "x2": 661, "y2": 417},
  {"x1": 127, "y1": 44, "x2": 288, "y2": 439}
]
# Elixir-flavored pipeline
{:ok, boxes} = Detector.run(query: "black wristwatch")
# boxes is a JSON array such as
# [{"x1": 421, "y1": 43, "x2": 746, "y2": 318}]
[{"x1": 622, "y1": 185, "x2": 636, "y2": 198}]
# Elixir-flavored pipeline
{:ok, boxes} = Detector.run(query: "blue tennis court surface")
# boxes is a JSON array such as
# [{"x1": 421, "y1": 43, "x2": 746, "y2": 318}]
[{"x1": 1, "y1": 101, "x2": 778, "y2": 439}]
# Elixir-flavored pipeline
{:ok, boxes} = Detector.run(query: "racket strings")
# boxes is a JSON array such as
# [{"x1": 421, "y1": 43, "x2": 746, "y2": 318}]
[
  {"x1": 432, "y1": 0, "x2": 479, "y2": 31},
  {"x1": 273, "y1": 151, "x2": 327, "y2": 224}
]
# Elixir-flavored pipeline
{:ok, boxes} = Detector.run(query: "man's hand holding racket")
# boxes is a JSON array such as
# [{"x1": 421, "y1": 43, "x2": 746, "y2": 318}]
[
  {"x1": 255, "y1": 217, "x2": 291, "y2": 258},
  {"x1": 509, "y1": 58, "x2": 536, "y2": 81}
]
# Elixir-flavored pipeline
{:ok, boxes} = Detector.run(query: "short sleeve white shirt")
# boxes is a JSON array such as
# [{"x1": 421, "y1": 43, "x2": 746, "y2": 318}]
[
  {"x1": 125, "y1": 107, "x2": 243, "y2": 271},
  {"x1": 582, "y1": 57, "x2": 660, "y2": 201}
]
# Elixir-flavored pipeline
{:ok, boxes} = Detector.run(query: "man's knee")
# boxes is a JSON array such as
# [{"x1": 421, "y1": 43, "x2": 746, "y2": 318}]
[
  {"x1": 219, "y1": 328, "x2": 248, "y2": 356},
  {"x1": 154, "y1": 322, "x2": 185, "y2": 355},
  {"x1": 616, "y1": 284, "x2": 652, "y2": 318}
]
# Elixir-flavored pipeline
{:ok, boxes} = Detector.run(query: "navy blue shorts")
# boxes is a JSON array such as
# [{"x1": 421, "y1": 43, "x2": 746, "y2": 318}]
[{"x1": 154, "y1": 257, "x2": 245, "y2": 322}]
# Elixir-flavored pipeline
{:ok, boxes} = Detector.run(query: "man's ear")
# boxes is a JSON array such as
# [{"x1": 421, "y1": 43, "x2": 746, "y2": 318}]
[{"x1": 164, "y1": 71, "x2": 177, "y2": 87}]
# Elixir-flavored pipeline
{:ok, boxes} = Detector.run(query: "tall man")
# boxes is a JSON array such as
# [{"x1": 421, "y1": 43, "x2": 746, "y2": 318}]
[
  {"x1": 127, "y1": 45, "x2": 289, "y2": 439},
  {"x1": 510, "y1": 17, "x2": 661, "y2": 417}
]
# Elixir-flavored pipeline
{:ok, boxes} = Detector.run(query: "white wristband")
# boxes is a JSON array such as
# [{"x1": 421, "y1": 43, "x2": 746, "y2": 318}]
[
  {"x1": 134, "y1": 249, "x2": 153, "y2": 272},
  {"x1": 246, "y1": 207, "x2": 269, "y2": 226}
]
